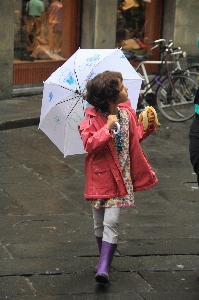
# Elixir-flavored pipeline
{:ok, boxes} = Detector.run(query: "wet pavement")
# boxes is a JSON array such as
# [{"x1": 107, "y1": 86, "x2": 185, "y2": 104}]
[{"x1": 0, "y1": 95, "x2": 199, "y2": 299}]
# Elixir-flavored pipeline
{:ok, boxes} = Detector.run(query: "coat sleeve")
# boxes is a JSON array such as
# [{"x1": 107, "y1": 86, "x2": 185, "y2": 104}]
[
  {"x1": 78, "y1": 116, "x2": 113, "y2": 154},
  {"x1": 137, "y1": 122, "x2": 156, "y2": 142}
]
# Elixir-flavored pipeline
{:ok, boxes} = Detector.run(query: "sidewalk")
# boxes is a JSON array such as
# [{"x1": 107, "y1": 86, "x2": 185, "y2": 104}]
[
  {"x1": 0, "y1": 95, "x2": 199, "y2": 299},
  {"x1": 0, "y1": 95, "x2": 42, "y2": 130}
]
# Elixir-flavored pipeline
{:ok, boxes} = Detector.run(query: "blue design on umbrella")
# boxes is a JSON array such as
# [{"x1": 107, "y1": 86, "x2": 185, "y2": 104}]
[
  {"x1": 49, "y1": 92, "x2": 53, "y2": 102},
  {"x1": 79, "y1": 54, "x2": 101, "y2": 71},
  {"x1": 85, "y1": 71, "x2": 97, "y2": 83},
  {"x1": 120, "y1": 54, "x2": 126, "y2": 59},
  {"x1": 64, "y1": 72, "x2": 74, "y2": 85},
  {"x1": 59, "y1": 69, "x2": 75, "y2": 85},
  {"x1": 85, "y1": 102, "x2": 90, "y2": 108},
  {"x1": 54, "y1": 115, "x2": 61, "y2": 131}
]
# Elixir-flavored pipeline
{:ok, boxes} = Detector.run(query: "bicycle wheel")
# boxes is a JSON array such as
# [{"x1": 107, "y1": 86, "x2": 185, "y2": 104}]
[
  {"x1": 188, "y1": 71, "x2": 199, "y2": 85},
  {"x1": 187, "y1": 64, "x2": 199, "y2": 73},
  {"x1": 156, "y1": 74, "x2": 197, "y2": 121}
]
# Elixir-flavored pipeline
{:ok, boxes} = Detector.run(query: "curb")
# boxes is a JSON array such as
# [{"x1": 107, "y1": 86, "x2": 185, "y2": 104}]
[{"x1": 0, "y1": 117, "x2": 40, "y2": 131}]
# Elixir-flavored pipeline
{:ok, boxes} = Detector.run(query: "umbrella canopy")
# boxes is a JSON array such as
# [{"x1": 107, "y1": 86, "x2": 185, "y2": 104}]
[{"x1": 39, "y1": 48, "x2": 142, "y2": 157}]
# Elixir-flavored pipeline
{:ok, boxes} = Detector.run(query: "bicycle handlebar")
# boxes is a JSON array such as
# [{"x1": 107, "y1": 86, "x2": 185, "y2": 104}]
[
  {"x1": 148, "y1": 39, "x2": 166, "y2": 45},
  {"x1": 148, "y1": 39, "x2": 185, "y2": 58}
]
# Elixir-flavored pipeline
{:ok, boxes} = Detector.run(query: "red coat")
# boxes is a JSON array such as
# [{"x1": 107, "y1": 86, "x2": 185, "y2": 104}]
[{"x1": 78, "y1": 100, "x2": 158, "y2": 198}]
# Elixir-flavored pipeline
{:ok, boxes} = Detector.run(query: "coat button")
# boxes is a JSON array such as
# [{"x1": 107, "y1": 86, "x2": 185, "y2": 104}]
[{"x1": 115, "y1": 174, "x2": 118, "y2": 177}]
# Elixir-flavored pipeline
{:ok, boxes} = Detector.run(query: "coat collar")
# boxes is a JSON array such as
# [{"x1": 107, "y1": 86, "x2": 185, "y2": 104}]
[
  {"x1": 85, "y1": 99, "x2": 132, "y2": 116},
  {"x1": 85, "y1": 105, "x2": 97, "y2": 117}
]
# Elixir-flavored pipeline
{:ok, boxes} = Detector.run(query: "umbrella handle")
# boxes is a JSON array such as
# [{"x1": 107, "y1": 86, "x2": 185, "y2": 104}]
[{"x1": 111, "y1": 122, "x2": 121, "y2": 135}]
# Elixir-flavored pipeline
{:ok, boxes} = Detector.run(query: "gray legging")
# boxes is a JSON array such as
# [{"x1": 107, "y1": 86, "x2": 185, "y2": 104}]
[{"x1": 92, "y1": 207, "x2": 121, "y2": 244}]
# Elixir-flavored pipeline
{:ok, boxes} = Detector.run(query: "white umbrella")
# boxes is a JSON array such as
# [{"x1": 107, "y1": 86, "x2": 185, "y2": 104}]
[{"x1": 39, "y1": 48, "x2": 142, "y2": 157}]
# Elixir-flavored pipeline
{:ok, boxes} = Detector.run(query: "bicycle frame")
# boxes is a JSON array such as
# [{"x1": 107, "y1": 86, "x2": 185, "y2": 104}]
[
  {"x1": 136, "y1": 60, "x2": 169, "y2": 95},
  {"x1": 136, "y1": 49, "x2": 185, "y2": 96}
]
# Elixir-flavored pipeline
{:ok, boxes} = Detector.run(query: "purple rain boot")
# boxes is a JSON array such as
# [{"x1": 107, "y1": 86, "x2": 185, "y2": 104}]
[
  {"x1": 95, "y1": 240, "x2": 117, "y2": 284},
  {"x1": 95, "y1": 236, "x2": 102, "y2": 273}
]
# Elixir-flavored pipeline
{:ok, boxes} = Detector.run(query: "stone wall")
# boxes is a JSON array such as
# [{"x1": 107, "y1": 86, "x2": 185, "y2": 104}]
[
  {"x1": 163, "y1": 0, "x2": 199, "y2": 54},
  {"x1": 0, "y1": 2, "x2": 14, "y2": 99},
  {"x1": 81, "y1": 0, "x2": 118, "y2": 49},
  {"x1": 162, "y1": 0, "x2": 175, "y2": 44},
  {"x1": 174, "y1": 0, "x2": 199, "y2": 53}
]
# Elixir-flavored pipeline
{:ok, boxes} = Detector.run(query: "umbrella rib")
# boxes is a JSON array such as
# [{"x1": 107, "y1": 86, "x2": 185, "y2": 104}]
[
  {"x1": 65, "y1": 96, "x2": 84, "y2": 119},
  {"x1": 51, "y1": 83, "x2": 75, "y2": 94},
  {"x1": 49, "y1": 82, "x2": 85, "y2": 99},
  {"x1": 56, "y1": 93, "x2": 83, "y2": 105},
  {"x1": 56, "y1": 96, "x2": 74, "y2": 104},
  {"x1": 74, "y1": 69, "x2": 82, "y2": 92}
]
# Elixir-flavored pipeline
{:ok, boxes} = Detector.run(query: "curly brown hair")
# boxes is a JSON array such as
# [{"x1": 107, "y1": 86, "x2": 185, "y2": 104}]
[{"x1": 85, "y1": 71, "x2": 123, "y2": 112}]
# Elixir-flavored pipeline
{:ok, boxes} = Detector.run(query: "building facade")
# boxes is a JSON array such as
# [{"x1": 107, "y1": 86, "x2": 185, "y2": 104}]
[{"x1": 0, "y1": 0, "x2": 199, "y2": 100}]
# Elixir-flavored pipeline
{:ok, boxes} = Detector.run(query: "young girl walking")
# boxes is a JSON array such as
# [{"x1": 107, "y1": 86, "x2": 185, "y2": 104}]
[{"x1": 78, "y1": 71, "x2": 158, "y2": 284}]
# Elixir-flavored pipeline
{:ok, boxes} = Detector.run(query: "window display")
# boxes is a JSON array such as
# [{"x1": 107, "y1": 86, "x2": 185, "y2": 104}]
[
  {"x1": 14, "y1": 0, "x2": 64, "y2": 61},
  {"x1": 116, "y1": 0, "x2": 148, "y2": 58}
]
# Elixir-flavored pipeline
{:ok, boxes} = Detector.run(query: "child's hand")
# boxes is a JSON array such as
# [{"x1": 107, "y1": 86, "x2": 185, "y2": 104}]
[
  {"x1": 107, "y1": 115, "x2": 118, "y2": 130},
  {"x1": 138, "y1": 106, "x2": 161, "y2": 131}
]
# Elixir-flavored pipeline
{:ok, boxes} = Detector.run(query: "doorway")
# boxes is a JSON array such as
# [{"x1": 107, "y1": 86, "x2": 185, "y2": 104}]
[{"x1": 116, "y1": 0, "x2": 164, "y2": 73}]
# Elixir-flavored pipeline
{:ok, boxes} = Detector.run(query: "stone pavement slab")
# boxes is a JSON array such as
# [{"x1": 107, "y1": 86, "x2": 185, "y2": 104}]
[
  {"x1": 0, "y1": 95, "x2": 41, "y2": 130},
  {"x1": 0, "y1": 255, "x2": 198, "y2": 277},
  {"x1": 1, "y1": 270, "x2": 199, "y2": 299}
]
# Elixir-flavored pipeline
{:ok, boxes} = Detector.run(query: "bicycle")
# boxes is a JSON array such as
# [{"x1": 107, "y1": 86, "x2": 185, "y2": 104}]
[{"x1": 131, "y1": 39, "x2": 199, "y2": 121}]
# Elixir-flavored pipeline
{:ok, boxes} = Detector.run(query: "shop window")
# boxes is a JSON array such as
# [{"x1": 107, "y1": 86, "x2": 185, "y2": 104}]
[
  {"x1": 14, "y1": 0, "x2": 64, "y2": 62},
  {"x1": 13, "y1": 0, "x2": 81, "y2": 85},
  {"x1": 116, "y1": 0, "x2": 163, "y2": 71}
]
